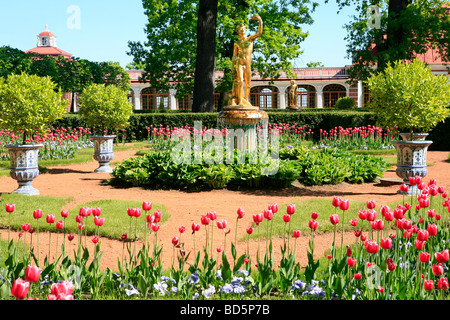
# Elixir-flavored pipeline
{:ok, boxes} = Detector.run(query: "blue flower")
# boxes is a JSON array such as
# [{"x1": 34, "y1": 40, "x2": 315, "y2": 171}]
[
  {"x1": 220, "y1": 283, "x2": 233, "y2": 294},
  {"x1": 202, "y1": 285, "x2": 216, "y2": 299},
  {"x1": 233, "y1": 284, "x2": 246, "y2": 294},
  {"x1": 291, "y1": 279, "x2": 306, "y2": 291},
  {"x1": 189, "y1": 272, "x2": 200, "y2": 284},
  {"x1": 236, "y1": 270, "x2": 249, "y2": 277}
]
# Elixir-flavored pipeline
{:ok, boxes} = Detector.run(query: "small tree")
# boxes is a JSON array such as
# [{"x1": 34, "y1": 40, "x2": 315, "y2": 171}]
[
  {"x1": 0, "y1": 73, "x2": 67, "y2": 144},
  {"x1": 78, "y1": 83, "x2": 133, "y2": 134},
  {"x1": 367, "y1": 59, "x2": 450, "y2": 138},
  {"x1": 334, "y1": 96, "x2": 356, "y2": 110}
]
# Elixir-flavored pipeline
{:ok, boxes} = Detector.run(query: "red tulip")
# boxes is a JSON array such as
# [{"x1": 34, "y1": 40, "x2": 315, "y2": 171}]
[
  {"x1": 435, "y1": 249, "x2": 449, "y2": 263},
  {"x1": 349, "y1": 218, "x2": 358, "y2": 227},
  {"x1": 329, "y1": 214, "x2": 339, "y2": 225},
  {"x1": 332, "y1": 197, "x2": 341, "y2": 207},
  {"x1": 172, "y1": 237, "x2": 179, "y2": 246},
  {"x1": 79, "y1": 207, "x2": 92, "y2": 217},
  {"x1": 311, "y1": 212, "x2": 319, "y2": 220},
  {"x1": 427, "y1": 224, "x2": 438, "y2": 236},
  {"x1": 33, "y1": 209, "x2": 43, "y2": 219},
  {"x1": 146, "y1": 214, "x2": 155, "y2": 224},
  {"x1": 192, "y1": 223, "x2": 200, "y2": 232},
  {"x1": 339, "y1": 199, "x2": 349, "y2": 211},
  {"x1": 438, "y1": 277, "x2": 449, "y2": 290},
  {"x1": 354, "y1": 230, "x2": 361, "y2": 237},
  {"x1": 366, "y1": 210, "x2": 377, "y2": 222},
  {"x1": 252, "y1": 213, "x2": 263, "y2": 225},
  {"x1": 46, "y1": 214, "x2": 55, "y2": 224},
  {"x1": 380, "y1": 238, "x2": 392, "y2": 250},
  {"x1": 153, "y1": 210, "x2": 162, "y2": 222},
  {"x1": 21, "y1": 223, "x2": 30, "y2": 232},
  {"x1": 11, "y1": 278, "x2": 29, "y2": 300},
  {"x1": 94, "y1": 216, "x2": 105, "y2": 227},
  {"x1": 25, "y1": 265, "x2": 41, "y2": 283},
  {"x1": 419, "y1": 197, "x2": 430, "y2": 208},
  {"x1": 418, "y1": 182, "x2": 426, "y2": 191},
  {"x1": 56, "y1": 220, "x2": 64, "y2": 230},
  {"x1": 61, "y1": 210, "x2": 69, "y2": 218},
  {"x1": 246, "y1": 227, "x2": 254, "y2": 235},
  {"x1": 92, "y1": 207, "x2": 101, "y2": 217},
  {"x1": 201, "y1": 215, "x2": 210, "y2": 225},
  {"x1": 142, "y1": 201, "x2": 152, "y2": 211},
  {"x1": 216, "y1": 219, "x2": 227, "y2": 229},
  {"x1": 127, "y1": 208, "x2": 136, "y2": 217},
  {"x1": 207, "y1": 211, "x2": 217, "y2": 220},
  {"x1": 399, "y1": 184, "x2": 409, "y2": 193},
  {"x1": 417, "y1": 229, "x2": 429, "y2": 242},
  {"x1": 347, "y1": 257, "x2": 356, "y2": 267},
  {"x1": 237, "y1": 208, "x2": 245, "y2": 219},
  {"x1": 415, "y1": 239, "x2": 426, "y2": 250},
  {"x1": 269, "y1": 204, "x2": 278, "y2": 213},
  {"x1": 292, "y1": 230, "x2": 301, "y2": 238},
  {"x1": 354, "y1": 273, "x2": 362, "y2": 281},
  {"x1": 365, "y1": 240, "x2": 379, "y2": 254},
  {"x1": 121, "y1": 233, "x2": 127, "y2": 240},
  {"x1": 286, "y1": 204, "x2": 296, "y2": 215},
  {"x1": 263, "y1": 209, "x2": 273, "y2": 221},
  {"x1": 51, "y1": 280, "x2": 74, "y2": 296},
  {"x1": 424, "y1": 280, "x2": 434, "y2": 291},
  {"x1": 283, "y1": 214, "x2": 291, "y2": 223},
  {"x1": 178, "y1": 226, "x2": 185, "y2": 234},
  {"x1": 92, "y1": 236, "x2": 100, "y2": 244},
  {"x1": 366, "y1": 200, "x2": 376, "y2": 209},
  {"x1": 358, "y1": 210, "x2": 367, "y2": 220},
  {"x1": 151, "y1": 224, "x2": 160, "y2": 232},
  {"x1": 308, "y1": 220, "x2": 318, "y2": 231},
  {"x1": 346, "y1": 247, "x2": 352, "y2": 257},
  {"x1": 432, "y1": 264, "x2": 444, "y2": 276},
  {"x1": 68, "y1": 235, "x2": 74, "y2": 241},
  {"x1": 387, "y1": 262, "x2": 397, "y2": 271},
  {"x1": 420, "y1": 251, "x2": 431, "y2": 263},
  {"x1": 5, "y1": 203, "x2": 15, "y2": 213}
]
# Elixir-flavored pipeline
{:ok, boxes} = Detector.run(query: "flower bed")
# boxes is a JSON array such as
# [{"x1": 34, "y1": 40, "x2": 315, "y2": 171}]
[{"x1": 1, "y1": 176, "x2": 449, "y2": 300}]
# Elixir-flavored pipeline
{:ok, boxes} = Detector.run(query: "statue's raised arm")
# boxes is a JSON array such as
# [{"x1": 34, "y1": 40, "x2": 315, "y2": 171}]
[{"x1": 248, "y1": 15, "x2": 263, "y2": 41}]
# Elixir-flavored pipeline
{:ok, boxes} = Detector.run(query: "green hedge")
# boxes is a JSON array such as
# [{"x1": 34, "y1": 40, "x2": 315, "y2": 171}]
[{"x1": 51, "y1": 109, "x2": 449, "y2": 150}]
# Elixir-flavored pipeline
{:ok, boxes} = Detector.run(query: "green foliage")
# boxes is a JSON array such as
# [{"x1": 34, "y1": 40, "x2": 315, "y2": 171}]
[
  {"x1": 334, "y1": 96, "x2": 356, "y2": 110},
  {"x1": 332, "y1": 0, "x2": 450, "y2": 83},
  {"x1": 0, "y1": 73, "x2": 67, "y2": 144},
  {"x1": 78, "y1": 83, "x2": 133, "y2": 133},
  {"x1": 111, "y1": 144, "x2": 389, "y2": 190},
  {"x1": 128, "y1": 0, "x2": 318, "y2": 98},
  {"x1": 367, "y1": 59, "x2": 450, "y2": 135}
]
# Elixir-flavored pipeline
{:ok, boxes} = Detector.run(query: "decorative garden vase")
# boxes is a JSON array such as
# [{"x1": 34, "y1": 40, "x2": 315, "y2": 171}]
[
  {"x1": 391, "y1": 133, "x2": 432, "y2": 195},
  {"x1": 91, "y1": 135, "x2": 116, "y2": 173},
  {"x1": 5, "y1": 144, "x2": 43, "y2": 196}
]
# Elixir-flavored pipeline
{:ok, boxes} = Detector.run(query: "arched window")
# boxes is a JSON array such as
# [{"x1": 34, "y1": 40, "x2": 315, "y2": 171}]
[
  {"x1": 141, "y1": 87, "x2": 169, "y2": 110},
  {"x1": 323, "y1": 84, "x2": 346, "y2": 108},
  {"x1": 178, "y1": 94, "x2": 192, "y2": 111},
  {"x1": 286, "y1": 85, "x2": 316, "y2": 108},
  {"x1": 250, "y1": 86, "x2": 279, "y2": 108}
]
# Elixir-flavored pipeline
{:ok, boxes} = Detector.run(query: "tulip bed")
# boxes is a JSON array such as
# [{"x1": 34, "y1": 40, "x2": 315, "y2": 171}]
[
  {"x1": 0, "y1": 175, "x2": 449, "y2": 300},
  {"x1": 0, "y1": 127, "x2": 94, "y2": 161}
]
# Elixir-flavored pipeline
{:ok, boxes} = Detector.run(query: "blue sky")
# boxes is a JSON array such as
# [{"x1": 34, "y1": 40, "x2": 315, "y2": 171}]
[{"x1": 0, "y1": 0, "x2": 357, "y2": 69}]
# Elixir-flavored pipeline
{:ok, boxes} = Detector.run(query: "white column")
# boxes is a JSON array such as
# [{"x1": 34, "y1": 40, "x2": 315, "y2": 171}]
[
  {"x1": 278, "y1": 86, "x2": 287, "y2": 109},
  {"x1": 316, "y1": 86, "x2": 323, "y2": 108},
  {"x1": 169, "y1": 89, "x2": 177, "y2": 110},
  {"x1": 133, "y1": 87, "x2": 142, "y2": 110},
  {"x1": 357, "y1": 80, "x2": 363, "y2": 108}
]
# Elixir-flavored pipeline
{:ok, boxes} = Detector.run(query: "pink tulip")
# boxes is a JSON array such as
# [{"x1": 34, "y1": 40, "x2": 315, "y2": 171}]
[
  {"x1": 142, "y1": 201, "x2": 152, "y2": 211},
  {"x1": 237, "y1": 208, "x2": 245, "y2": 219},
  {"x1": 11, "y1": 278, "x2": 29, "y2": 300},
  {"x1": 329, "y1": 214, "x2": 340, "y2": 225},
  {"x1": 25, "y1": 265, "x2": 41, "y2": 283}
]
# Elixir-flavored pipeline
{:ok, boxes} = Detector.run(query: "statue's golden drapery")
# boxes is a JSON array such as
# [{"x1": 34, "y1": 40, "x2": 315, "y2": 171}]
[
  {"x1": 229, "y1": 15, "x2": 263, "y2": 107},
  {"x1": 288, "y1": 80, "x2": 298, "y2": 108}
]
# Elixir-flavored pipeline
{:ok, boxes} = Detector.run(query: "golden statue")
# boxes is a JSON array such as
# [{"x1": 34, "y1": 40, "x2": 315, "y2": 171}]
[
  {"x1": 230, "y1": 15, "x2": 263, "y2": 107},
  {"x1": 288, "y1": 80, "x2": 298, "y2": 108}
]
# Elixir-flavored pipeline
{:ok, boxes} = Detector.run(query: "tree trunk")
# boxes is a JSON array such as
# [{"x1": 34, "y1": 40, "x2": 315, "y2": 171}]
[
  {"x1": 378, "y1": 0, "x2": 412, "y2": 70},
  {"x1": 192, "y1": 0, "x2": 219, "y2": 113}
]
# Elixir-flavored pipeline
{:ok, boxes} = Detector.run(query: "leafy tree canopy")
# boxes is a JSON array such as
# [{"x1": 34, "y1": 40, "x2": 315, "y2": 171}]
[
  {"x1": 127, "y1": 0, "x2": 319, "y2": 99},
  {"x1": 326, "y1": 0, "x2": 450, "y2": 83}
]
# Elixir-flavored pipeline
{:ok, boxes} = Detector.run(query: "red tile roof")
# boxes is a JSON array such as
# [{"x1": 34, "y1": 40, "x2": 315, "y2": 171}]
[{"x1": 25, "y1": 46, "x2": 72, "y2": 58}]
